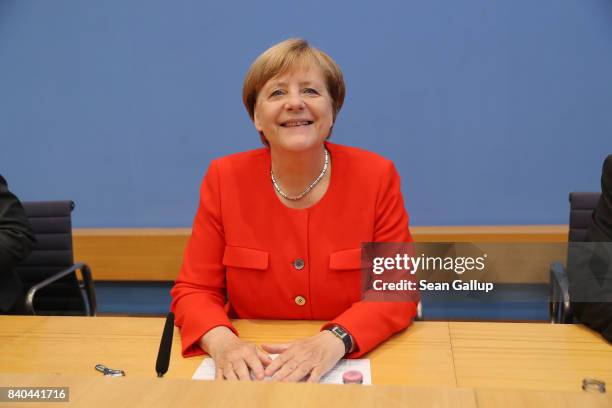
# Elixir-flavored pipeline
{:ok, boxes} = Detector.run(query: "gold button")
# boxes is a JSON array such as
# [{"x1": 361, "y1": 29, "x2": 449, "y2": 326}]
[{"x1": 294, "y1": 296, "x2": 306, "y2": 306}]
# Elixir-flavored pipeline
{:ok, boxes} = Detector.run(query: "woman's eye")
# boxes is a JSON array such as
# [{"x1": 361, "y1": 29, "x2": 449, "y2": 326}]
[
  {"x1": 304, "y1": 88, "x2": 319, "y2": 95},
  {"x1": 270, "y1": 89, "x2": 284, "y2": 97}
]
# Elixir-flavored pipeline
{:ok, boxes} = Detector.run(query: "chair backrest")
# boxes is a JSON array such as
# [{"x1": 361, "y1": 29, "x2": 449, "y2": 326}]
[
  {"x1": 568, "y1": 192, "x2": 601, "y2": 242},
  {"x1": 16, "y1": 201, "x2": 86, "y2": 315}
]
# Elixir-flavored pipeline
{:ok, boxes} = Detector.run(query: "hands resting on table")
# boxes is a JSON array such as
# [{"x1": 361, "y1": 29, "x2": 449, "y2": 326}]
[{"x1": 199, "y1": 326, "x2": 346, "y2": 382}]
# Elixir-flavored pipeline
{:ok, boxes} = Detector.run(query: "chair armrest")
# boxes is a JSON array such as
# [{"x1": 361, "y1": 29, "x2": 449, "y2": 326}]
[
  {"x1": 25, "y1": 262, "x2": 97, "y2": 316},
  {"x1": 549, "y1": 261, "x2": 572, "y2": 323}
]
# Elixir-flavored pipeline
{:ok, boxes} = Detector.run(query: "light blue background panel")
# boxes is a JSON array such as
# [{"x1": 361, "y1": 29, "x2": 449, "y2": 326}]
[{"x1": 1, "y1": 0, "x2": 611, "y2": 227}]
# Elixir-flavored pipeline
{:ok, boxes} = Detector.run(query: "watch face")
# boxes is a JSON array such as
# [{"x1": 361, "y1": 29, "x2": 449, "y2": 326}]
[
  {"x1": 332, "y1": 326, "x2": 347, "y2": 338},
  {"x1": 330, "y1": 326, "x2": 352, "y2": 354}
]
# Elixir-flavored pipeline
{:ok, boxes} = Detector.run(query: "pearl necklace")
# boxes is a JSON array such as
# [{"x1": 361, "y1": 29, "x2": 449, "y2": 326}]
[{"x1": 271, "y1": 149, "x2": 329, "y2": 201}]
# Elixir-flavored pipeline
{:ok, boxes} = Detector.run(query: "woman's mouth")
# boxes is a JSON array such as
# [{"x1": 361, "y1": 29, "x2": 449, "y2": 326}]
[{"x1": 280, "y1": 120, "x2": 313, "y2": 127}]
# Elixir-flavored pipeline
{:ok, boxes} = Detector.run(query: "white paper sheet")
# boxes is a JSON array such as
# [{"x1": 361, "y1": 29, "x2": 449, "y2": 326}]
[{"x1": 192, "y1": 355, "x2": 372, "y2": 385}]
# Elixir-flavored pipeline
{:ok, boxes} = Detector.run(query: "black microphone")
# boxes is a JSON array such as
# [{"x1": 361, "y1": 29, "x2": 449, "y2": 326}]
[{"x1": 156, "y1": 312, "x2": 175, "y2": 377}]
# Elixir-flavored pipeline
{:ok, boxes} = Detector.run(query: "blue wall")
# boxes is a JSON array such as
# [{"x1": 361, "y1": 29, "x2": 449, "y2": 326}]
[{"x1": 1, "y1": 0, "x2": 611, "y2": 227}]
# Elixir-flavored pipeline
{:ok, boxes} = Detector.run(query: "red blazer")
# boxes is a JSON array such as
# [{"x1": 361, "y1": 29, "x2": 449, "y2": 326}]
[{"x1": 171, "y1": 142, "x2": 416, "y2": 357}]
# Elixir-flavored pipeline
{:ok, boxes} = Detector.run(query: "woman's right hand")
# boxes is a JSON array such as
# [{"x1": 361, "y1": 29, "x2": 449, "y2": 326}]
[{"x1": 199, "y1": 326, "x2": 272, "y2": 381}]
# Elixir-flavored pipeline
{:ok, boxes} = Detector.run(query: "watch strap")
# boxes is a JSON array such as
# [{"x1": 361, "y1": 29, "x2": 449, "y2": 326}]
[{"x1": 326, "y1": 325, "x2": 352, "y2": 355}]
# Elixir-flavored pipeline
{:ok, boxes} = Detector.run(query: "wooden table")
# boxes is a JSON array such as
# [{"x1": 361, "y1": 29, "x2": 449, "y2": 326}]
[
  {"x1": 0, "y1": 316, "x2": 456, "y2": 386},
  {"x1": 0, "y1": 373, "x2": 480, "y2": 408},
  {"x1": 450, "y1": 322, "x2": 612, "y2": 392},
  {"x1": 1, "y1": 317, "x2": 611, "y2": 407}
]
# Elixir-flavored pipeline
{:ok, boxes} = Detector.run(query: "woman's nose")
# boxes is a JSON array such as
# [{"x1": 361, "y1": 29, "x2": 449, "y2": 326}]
[{"x1": 284, "y1": 92, "x2": 305, "y2": 111}]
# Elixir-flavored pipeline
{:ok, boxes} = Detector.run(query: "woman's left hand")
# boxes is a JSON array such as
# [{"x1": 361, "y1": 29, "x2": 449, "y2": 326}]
[{"x1": 261, "y1": 331, "x2": 346, "y2": 383}]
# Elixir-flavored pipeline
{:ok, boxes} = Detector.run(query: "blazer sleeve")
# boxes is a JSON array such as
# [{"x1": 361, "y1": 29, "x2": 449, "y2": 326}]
[
  {"x1": 587, "y1": 154, "x2": 612, "y2": 241},
  {"x1": 322, "y1": 161, "x2": 417, "y2": 357},
  {"x1": 576, "y1": 154, "x2": 612, "y2": 343},
  {"x1": 0, "y1": 175, "x2": 36, "y2": 272},
  {"x1": 170, "y1": 160, "x2": 238, "y2": 357}
]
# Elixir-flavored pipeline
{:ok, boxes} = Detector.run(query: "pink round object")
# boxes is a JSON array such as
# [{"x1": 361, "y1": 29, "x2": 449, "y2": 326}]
[{"x1": 342, "y1": 370, "x2": 363, "y2": 384}]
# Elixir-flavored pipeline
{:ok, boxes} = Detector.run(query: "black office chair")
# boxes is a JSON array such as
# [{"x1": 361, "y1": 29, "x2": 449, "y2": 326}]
[
  {"x1": 16, "y1": 201, "x2": 97, "y2": 316},
  {"x1": 549, "y1": 192, "x2": 600, "y2": 323}
]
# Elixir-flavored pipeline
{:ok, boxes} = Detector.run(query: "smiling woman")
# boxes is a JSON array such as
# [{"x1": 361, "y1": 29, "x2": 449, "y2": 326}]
[
  {"x1": 253, "y1": 66, "x2": 333, "y2": 154},
  {"x1": 242, "y1": 39, "x2": 345, "y2": 145},
  {"x1": 170, "y1": 38, "x2": 417, "y2": 383},
  {"x1": 253, "y1": 64, "x2": 335, "y2": 208}
]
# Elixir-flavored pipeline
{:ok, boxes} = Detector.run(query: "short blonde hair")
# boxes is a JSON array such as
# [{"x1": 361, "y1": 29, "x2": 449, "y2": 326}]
[{"x1": 242, "y1": 38, "x2": 346, "y2": 145}]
